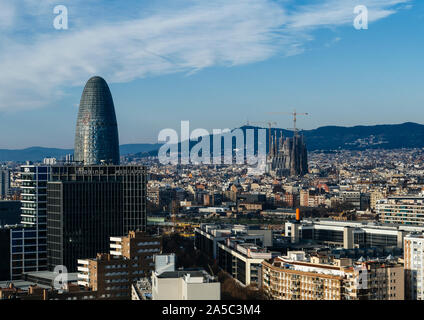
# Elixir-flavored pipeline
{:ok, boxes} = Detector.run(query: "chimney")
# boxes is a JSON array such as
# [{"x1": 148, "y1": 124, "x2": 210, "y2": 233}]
[{"x1": 296, "y1": 208, "x2": 300, "y2": 221}]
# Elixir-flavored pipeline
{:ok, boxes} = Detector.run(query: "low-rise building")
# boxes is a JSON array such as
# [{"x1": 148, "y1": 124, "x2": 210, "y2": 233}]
[
  {"x1": 0, "y1": 271, "x2": 95, "y2": 300},
  {"x1": 217, "y1": 238, "x2": 276, "y2": 286},
  {"x1": 132, "y1": 253, "x2": 220, "y2": 300},
  {"x1": 151, "y1": 269, "x2": 220, "y2": 300},
  {"x1": 284, "y1": 218, "x2": 423, "y2": 249},
  {"x1": 194, "y1": 223, "x2": 269, "y2": 260}
]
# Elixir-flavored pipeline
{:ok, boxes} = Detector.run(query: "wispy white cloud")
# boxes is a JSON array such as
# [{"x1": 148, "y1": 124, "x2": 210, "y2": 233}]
[
  {"x1": 287, "y1": 0, "x2": 410, "y2": 29},
  {"x1": 0, "y1": 1, "x2": 15, "y2": 29},
  {"x1": 0, "y1": 0, "x2": 412, "y2": 111}
]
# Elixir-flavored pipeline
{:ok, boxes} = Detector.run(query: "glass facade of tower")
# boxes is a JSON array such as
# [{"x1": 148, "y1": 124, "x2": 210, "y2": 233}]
[
  {"x1": 8, "y1": 165, "x2": 51, "y2": 279},
  {"x1": 47, "y1": 165, "x2": 147, "y2": 272},
  {"x1": 74, "y1": 76, "x2": 120, "y2": 165}
]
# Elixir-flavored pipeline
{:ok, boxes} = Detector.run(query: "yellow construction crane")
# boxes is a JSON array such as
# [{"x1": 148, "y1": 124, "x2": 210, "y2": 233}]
[
  {"x1": 267, "y1": 109, "x2": 309, "y2": 136},
  {"x1": 249, "y1": 121, "x2": 277, "y2": 157}
]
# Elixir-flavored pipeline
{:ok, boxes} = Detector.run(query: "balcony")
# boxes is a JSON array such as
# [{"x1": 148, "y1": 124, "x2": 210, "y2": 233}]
[
  {"x1": 77, "y1": 266, "x2": 89, "y2": 272},
  {"x1": 78, "y1": 280, "x2": 89, "y2": 287}
]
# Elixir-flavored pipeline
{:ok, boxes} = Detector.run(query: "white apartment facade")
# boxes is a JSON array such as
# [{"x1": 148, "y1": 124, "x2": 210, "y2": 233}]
[{"x1": 404, "y1": 233, "x2": 424, "y2": 300}]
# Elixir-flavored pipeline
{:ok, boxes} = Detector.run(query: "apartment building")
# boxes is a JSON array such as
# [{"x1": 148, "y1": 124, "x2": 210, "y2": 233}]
[
  {"x1": 300, "y1": 189, "x2": 326, "y2": 207},
  {"x1": 283, "y1": 192, "x2": 296, "y2": 208},
  {"x1": 377, "y1": 196, "x2": 424, "y2": 225},
  {"x1": 404, "y1": 233, "x2": 424, "y2": 300},
  {"x1": 77, "y1": 253, "x2": 132, "y2": 299},
  {"x1": 370, "y1": 190, "x2": 386, "y2": 210},
  {"x1": 77, "y1": 231, "x2": 162, "y2": 299},
  {"x1": 109, "y1": 230, "x2": 162, "y2": 273},
  {"x1": 262, "y1": 251, "x2": 404, "y2": 300}
]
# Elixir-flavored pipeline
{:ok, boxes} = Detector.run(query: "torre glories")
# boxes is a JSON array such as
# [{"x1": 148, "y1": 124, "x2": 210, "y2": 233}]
[
  {"x1": 46, "y1": 76, "x2": 147, "y2": 273},
  {"x1": 74, "y1": 76, "x2": 120, "y2": 165}
]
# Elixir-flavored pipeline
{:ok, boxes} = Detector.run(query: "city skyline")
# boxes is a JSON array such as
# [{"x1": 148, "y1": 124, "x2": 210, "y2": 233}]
[{"x1": 3, "y1": 0, "x2": 424, "y2": 306}]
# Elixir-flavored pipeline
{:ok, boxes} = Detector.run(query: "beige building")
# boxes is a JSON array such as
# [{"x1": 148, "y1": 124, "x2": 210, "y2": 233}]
[
  {"x1": 78, "y1": 231, "x2": 162, "y2": 299},
  {"x1": 77, "y1": 254, "x2": 131, "y2": 299},
  {"x1": 262, "y1": 251, "x2": 404, "y2": 300},
  {"x1": 238, "y1": 203, "x2": 262, "y2": 211},
  {"x1": 151, "y1": 269, "x2": 220, "y2": 300},
  {"x1": 300, "y1": 189, "x2": 326, "y2": 207},
  {"x1": 370, "y1": 190, "x2": 386, "y2": 210}
]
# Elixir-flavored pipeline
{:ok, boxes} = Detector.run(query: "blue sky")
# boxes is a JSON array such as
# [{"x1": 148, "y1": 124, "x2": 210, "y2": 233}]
[{"x1": 0, "y1": 0, "x2": 422, "y2": 148}]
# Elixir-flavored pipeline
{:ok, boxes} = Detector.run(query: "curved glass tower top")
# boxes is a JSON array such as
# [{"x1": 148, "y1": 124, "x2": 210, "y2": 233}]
[{"x1": 74, "y1": 76, "x2": 120, "y2": 165}]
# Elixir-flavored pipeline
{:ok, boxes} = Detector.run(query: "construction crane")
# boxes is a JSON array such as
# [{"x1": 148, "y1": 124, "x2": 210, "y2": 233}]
[
  {"x1": 249, "y1": 121, "x2": 277, "y2": 157},
  {"x1": 267, "y1": 109, "x2": 309, "y2": 137}
]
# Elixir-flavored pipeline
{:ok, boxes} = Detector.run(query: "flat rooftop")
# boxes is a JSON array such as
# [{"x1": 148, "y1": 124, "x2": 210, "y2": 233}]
[
  {"x1": 0, "y1": 280, "x2": 51, "y2": 290},
  {"x1": 238, "y1": 242, "x2": 268, "y2": 252},
  {"x1": 157, "y1": 270, "x2": 205, "y2": 279},
  {"x1": 23, "y1": 271, "x2": 79, "y2": 282}
]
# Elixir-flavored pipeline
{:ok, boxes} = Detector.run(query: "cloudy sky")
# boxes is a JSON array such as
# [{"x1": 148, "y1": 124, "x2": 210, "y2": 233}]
[{"x1": 0, "y1": 0, "x2": 422, "y2": 148}]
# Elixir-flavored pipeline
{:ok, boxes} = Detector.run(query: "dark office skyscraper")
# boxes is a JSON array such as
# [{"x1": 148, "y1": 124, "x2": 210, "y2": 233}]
[
  {"x1": 47, "y1": 165, "x2": 147, "y2": 272},
  {"x1": 74, "y1": 76, "x2": 120, "y2": 165}
]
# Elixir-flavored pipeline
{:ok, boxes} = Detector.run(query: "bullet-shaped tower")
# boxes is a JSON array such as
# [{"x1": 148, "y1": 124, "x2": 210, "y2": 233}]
[{"x1": 74, "y1": 76, "x2": 120, "y2": 165}]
